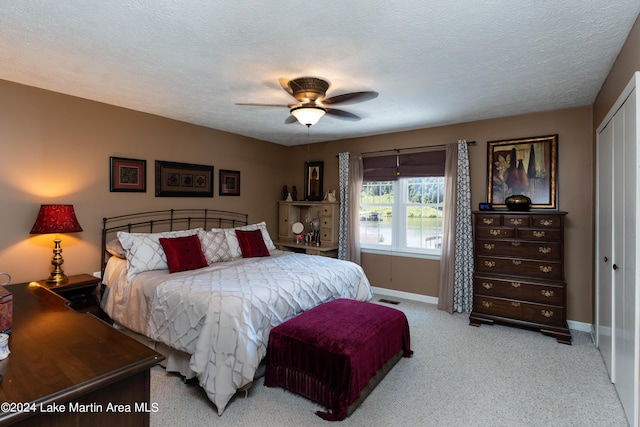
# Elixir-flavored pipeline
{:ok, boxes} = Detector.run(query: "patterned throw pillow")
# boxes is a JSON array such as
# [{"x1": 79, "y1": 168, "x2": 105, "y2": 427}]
[
  {"x1": 219, "y1": 221, "x2": 276, "y2": 259},
  {"x1": 159, "y1": 235, "x2": 208, "y2": 273},
  {"x1": 235, "y1": 229, "x2": 270, "y2": 258},
  {"x1": 117, "y1": 228, "x2": 201, "y2": 278},
  {"x1": 197, "y1": 229, "x2": 233, "y2": 264}
]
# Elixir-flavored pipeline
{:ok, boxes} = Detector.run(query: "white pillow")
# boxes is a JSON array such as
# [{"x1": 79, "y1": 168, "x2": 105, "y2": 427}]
[
  {"x1": 197, "y1": 229, "x2": 233, "y2": 264},
  {"x1": 216, "y1": 221, "x2": 276, "y2": 259},
  {"x1": 118, "y1": 228, "x2": 202, "y2": 278}
]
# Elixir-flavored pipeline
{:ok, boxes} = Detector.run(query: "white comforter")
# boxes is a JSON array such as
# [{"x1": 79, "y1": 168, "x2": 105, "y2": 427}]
[{"x1": 102, "y1": 250, "x2": 372, "y2": 414}]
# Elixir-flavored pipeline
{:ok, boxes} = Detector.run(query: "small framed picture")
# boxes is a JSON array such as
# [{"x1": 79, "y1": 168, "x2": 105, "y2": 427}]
[
  {"x1": 219, "y1": 170, "x2": 240, "y2": 196},
  {"x1": 110, "y1": 157, "x2": 146, "y2": 192},
  {"x1": 304, "y1": 161, "x2": 324, "y2": 201}
]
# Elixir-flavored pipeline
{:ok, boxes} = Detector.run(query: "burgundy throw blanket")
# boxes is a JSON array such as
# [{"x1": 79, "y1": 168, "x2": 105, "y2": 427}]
[{"x1": 264, "y1": 299, "x2": 413, "y2": 421}]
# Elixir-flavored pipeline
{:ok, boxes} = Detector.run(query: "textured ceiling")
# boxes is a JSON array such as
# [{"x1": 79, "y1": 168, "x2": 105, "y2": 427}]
[{"x1": 0, "y1": 1, "x2": 638, "y2": 146}]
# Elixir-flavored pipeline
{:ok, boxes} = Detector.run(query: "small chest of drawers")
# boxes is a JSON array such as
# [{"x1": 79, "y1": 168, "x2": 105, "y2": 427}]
[{"x1": 469, "y1": 211, "x2": 571, "y2": 344}]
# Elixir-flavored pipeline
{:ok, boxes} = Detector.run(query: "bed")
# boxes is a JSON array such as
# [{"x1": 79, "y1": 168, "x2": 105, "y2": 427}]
[{"x1": 99, "y1": 209, "x2": 372, "y2": 415}]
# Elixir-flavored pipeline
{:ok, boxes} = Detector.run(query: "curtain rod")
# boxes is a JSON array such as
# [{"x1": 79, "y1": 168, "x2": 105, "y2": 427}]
[{"x1": 359, "y1": 140, "x2": 476, "y2": 156}]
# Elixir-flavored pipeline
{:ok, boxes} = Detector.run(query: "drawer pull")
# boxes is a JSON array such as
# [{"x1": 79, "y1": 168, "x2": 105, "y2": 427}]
[
  {"x1": 484, "y1": 260, "x2": 496, "y2": 268},
  {"x1": 541, "y1": 310, "x2": 554, "y2": 318},
  {"x1": 540, "y1": 265, "x2": 553, "y2": 273},
  {"x1": 482, "y1": 282, "x2": 493, "y2": 289},
  {"x1": 511, "y1": 282, "x2": 521, "y2": 288},
  {"x1": 481, "y1": 301, "x2": 493, "y2": 308},
  {"x1": 489, "y1": 229, "x2": 501, "y2": 236},
  {"x1": 541, "y1": 290, "x2": 554, "y2": 297},
  {"x1": 511, "y1": 241, "x2": 521, "y2": 247},
  {"x1": 533, "y1": 231, "x2": 546, "y2": 238},
  {"x1": 511, "y1": 302, "x2": 521, "y2": 307},
  {"x1": 540, "y1": 219, "x2": 554, "y2": 227},
  {"x1": 482, "y1": 218, "x2": 495, "y2": 225},
  {"x1": 484, "y1": 243, "x2": 495, "y2": 250},
  {"x1": 539, "y1": 247, "x2": 552, "y2": 254},
  {"x1": 509, "y1": 219, "x2": 523, "y2": 226},
  {"x1": 512, "y1": 260, "x2": 522, "y2": 265}
]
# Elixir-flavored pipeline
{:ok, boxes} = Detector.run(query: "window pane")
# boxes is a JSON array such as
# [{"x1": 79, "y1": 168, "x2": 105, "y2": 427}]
[
  {"x1": 360, "y1": 181, "x2": 393, "y2": 246},
  {"x1": 405, "y1": 178, "x2": 444, "y2": 250}
]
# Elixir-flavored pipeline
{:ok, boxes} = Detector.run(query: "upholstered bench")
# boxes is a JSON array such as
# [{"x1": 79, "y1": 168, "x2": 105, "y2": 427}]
[{"x1": 264, "y1": 298, "x2": 413, "y2": 420}]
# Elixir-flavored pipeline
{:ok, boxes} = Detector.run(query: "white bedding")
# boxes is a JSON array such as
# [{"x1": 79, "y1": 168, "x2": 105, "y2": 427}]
[{"x1": 101, "y1": 250, "x2": 372, "y2": 414}]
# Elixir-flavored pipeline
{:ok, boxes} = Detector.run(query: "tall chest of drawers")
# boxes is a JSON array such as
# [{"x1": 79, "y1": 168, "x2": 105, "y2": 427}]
[{"x1": 469, "y1": 211, "x2": 571, "y2": 344}]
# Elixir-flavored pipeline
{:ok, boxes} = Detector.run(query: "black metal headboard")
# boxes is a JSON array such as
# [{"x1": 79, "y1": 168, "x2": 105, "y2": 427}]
[{"x1": 101, "y1": 208, "x2": 249, "y2": 276}]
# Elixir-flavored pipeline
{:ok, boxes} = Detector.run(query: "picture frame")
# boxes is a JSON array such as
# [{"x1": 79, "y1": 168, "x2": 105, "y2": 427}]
[
  {"x1": 155, "y1": 160, "x2": 213, "y2": 197},
  {"x1": 487, "y1": 134, "x2": 558, "y2": 209},
  {"x1": 110, "y1": 156, "x2": 146, "y2": 192},
  {"x1": 304, "y1": 161, "x2": 324, "y2": 201},
  {"x1": 219, "y1": 169, "x2": 240, "y2": 196}
]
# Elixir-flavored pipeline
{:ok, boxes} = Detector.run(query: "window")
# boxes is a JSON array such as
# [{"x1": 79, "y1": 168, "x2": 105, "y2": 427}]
[{"x1": 360, "y1": 176, "x2": 444, "y2": 256}]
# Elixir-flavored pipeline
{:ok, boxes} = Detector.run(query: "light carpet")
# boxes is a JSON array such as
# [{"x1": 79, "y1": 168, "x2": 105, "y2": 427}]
[{"x1": 149, "y1": 296, "x2": 628, "y2": 426}]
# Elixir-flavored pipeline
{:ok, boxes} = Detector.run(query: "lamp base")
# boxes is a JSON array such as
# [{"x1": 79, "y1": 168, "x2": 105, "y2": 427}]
[
  {"x1": 47, "y1": 238, "x2": 68, "y2": 285},
  {"x1": 46, "y1": 272, "x2": 68, "y2": 285}
]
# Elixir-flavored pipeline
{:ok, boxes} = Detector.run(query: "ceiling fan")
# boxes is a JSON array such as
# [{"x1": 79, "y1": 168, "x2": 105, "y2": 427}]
[{"x1": 236, "y1": 77, "x2": 378, "y2": 126}]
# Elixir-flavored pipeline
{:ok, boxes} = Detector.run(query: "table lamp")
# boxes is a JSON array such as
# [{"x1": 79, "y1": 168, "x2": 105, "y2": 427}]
[{"x1": 30, "y1": 204, "x2": 83, "y2": 284}]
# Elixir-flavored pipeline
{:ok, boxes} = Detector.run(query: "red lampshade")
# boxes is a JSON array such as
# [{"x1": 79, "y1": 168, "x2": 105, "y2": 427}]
[{"x1": 30, "y1": 205, "x2": 83, "y2": 234}]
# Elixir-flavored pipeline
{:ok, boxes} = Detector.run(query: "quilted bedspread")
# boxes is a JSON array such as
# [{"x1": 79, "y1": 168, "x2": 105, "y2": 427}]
[{"x1": 102, "y1": 251, "x2": 372, "y2": 415}]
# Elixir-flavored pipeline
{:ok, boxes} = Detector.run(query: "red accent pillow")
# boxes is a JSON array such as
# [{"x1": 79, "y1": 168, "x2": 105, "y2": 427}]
[
  {"x1": 159, "y1": 235, "x2": 209, "y2": 273},
  {"x1": 236, "y1": 229, "x2": 270, "y2": 258}
]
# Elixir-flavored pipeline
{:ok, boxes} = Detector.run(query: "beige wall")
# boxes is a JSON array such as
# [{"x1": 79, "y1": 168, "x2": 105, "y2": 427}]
[
  {"x1": 594, "y1": 13, "x2": 640, "y2": 129},
  {"x1": 286, "y1": 107, "x2": 594, "y2": 323},
  {"x1": 0, "y1": 79, "x2": 289, "y2": 284},
  {"x1": 4, "y1": 14, "x2": 639, "y2": 323}
]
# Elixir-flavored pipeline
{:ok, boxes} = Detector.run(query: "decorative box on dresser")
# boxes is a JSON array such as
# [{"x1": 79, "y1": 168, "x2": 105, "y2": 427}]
[{"x1": 469, "y1": 211, "x2": 571, "y2": 344}]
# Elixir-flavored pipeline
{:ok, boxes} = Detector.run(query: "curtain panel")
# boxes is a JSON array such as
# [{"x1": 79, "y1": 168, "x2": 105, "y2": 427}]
[
  {"x1": 438, "y1": 140, "x2": 474, "y2": 313},
  {"x1": 338, "y1": 153, "x2": 363, "y2": 263}
]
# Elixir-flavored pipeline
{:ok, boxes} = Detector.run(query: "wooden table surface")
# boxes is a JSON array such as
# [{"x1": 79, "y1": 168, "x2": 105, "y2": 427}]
[{"x1": 0, "y1": 282, "x2": 162, "y2": 426}]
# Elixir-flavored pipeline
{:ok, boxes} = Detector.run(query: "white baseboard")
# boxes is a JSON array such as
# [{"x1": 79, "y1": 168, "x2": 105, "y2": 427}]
[
  {"x1": 371, "y1": 286, "x2": 438, "y2": 305},
  {"x1": 372, "y1": 286, "x2": 592, "y2": 333}
]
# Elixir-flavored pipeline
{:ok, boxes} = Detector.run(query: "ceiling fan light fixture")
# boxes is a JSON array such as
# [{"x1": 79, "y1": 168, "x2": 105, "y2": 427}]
[{"x1": 290, "y1": 105, "x2": 326, "y2": 126}]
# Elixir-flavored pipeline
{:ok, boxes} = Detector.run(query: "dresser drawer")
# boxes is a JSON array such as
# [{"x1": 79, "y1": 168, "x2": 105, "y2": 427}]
[
  {"x1": 476, "y1": 239, "x2": 561, "y2": 260},
  {"x1": 503, "y1": 215, "x2": 531, "y2": 227},
  {"x1": 475, "y1": 215, "x2": 502, "y2": 226},
  {"x1": 517, "y1": 228, "x2": 562, "y2": 242},
  {"x1": 473, "y1": 275, "x2": 564, "y2": 305},
  {"x1": 475, "y1": 227, "x2": 515, "y2": 239},
  {"x1": 476, "y1": 255, "x2": 563, "y2": 280},
  {"x1": 473, "y1": 296, "x2": 565, "y2": 327},
  {"x1": 532, "y1": 216, "x2": 563, "y2": 228}
]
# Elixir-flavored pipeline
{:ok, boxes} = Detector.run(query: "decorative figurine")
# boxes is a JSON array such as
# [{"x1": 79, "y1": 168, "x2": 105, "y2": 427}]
[
  {"x1": 282, "y1": 185, "x2": 288, "y2": 201},
  {"x1": 291, "y1": 186, "x2": 298, "y2": 201}
]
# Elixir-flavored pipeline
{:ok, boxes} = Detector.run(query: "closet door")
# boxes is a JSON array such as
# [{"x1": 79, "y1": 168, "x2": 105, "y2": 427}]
[
  {"x1": 596, "y1": 73, "x2": 639, "y2": 427},
  {"x1": 596, "y1": 120, "x2": 613, "y2": 377},
  {"x1": 615, "y1": 87, "x2": 637, "y2": 424}
]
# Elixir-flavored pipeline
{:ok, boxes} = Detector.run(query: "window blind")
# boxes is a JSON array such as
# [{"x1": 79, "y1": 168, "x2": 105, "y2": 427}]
[{"x1": 363, "y1": 150, "x2": 446, "y2": 181}]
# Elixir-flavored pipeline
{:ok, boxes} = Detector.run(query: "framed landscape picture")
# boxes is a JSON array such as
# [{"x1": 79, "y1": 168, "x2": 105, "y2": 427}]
[
  {"x1": 487, "y1": 134, "x2": 558, "y2": 209},
  {"x1": 155, "y1": 160, "x2": 213, "y2": 197},
  {"x1": 110, "y1": 156, "x2": 146, "y2": 192},
  {"x1": 219, "y1": 169, "x2": 240, "y2": 196}
]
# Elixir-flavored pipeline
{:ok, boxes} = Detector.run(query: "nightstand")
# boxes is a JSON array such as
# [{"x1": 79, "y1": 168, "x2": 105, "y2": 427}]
[{"x1": 36, "y1": 273, "x2": 101, "y2": 317}]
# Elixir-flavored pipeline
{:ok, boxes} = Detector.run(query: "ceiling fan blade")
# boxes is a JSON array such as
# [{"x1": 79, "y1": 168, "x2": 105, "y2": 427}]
[
  {"x1": 278, "y1": 77, "x2": 293, "y2": 95},
  {"x1": 235, "y1": 102, "x2": 289, "y2": 108},
  {"x1": 284, "y1": 115, "x2": 298, "y2": 124},
  {"x1": 326, "y1": 108, "x2": 361, "y2": 121},
  {"x1": 323, "y1": 91, "x2": 378, "y2": 105}
]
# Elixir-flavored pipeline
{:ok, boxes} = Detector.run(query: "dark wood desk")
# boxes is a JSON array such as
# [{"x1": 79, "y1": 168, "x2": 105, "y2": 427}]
[{"x1": 0, "y1": 282, "x2": 163, "y2": 426}]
